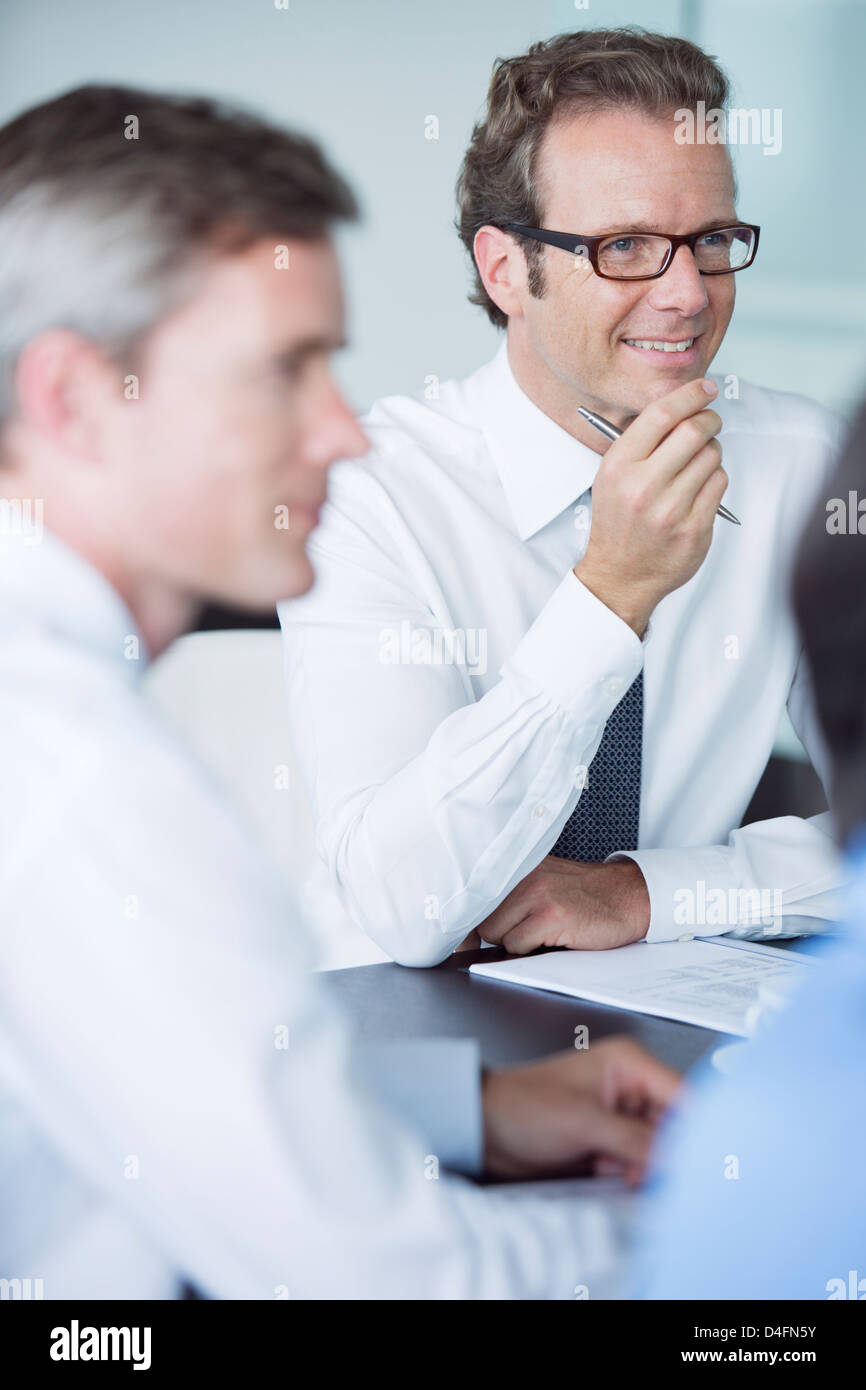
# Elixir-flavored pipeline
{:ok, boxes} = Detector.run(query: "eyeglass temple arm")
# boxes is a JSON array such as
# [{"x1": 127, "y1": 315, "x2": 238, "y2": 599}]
[{"x1": 505, "y1": 224, "x2": 591, "y2": 255}]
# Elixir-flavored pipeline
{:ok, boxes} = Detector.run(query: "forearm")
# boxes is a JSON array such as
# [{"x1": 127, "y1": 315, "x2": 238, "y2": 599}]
[
  {"x1": 311, "y1": 572, "x2": 645, "y2": 965},
  {"x1": 613, "y1": 811, "x2": 847, "y2": 942}
]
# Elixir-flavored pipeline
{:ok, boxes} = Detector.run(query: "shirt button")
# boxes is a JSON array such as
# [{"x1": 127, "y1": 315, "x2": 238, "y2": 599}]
[
  {"x1": 533, "y1": 803, "x2": 548, "y2": 819},
  {"x1": 602, "y1": 676, "x2": 622, "y2": 698},
  {"x1": 573, "y1": 765, "x2": 588, "y2": 792}
]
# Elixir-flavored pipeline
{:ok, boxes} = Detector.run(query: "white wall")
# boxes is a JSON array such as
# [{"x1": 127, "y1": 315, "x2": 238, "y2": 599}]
[{"x1": 2, "y1": 0, "x2": 864, "y2": 417}]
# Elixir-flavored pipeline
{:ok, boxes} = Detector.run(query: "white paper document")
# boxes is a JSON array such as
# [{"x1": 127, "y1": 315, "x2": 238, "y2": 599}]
[{"x1": 469, "y1": 938, "x2": 814, "y2": 1036}]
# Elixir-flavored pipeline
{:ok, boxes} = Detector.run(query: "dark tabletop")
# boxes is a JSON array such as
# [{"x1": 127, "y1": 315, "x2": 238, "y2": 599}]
[{"x1": 324, "y1": 945, "x2": 728, "y2": 1075}]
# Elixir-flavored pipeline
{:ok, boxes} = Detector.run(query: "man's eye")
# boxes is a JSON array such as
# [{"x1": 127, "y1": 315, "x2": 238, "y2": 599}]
[
  {"x1": 272, "y1": 358, "x2": 302, "y2": 384},
  {"x1": 699, "y1": 232, "x2": 730, "y2": 247}
]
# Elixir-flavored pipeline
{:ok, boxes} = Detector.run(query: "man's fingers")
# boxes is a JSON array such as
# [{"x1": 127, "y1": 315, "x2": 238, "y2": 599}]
[
  {"x1": 454, "y1": 928, "x2": 482, "y2": 952},
  {"x1": 499, "y1": 916, "x2": 551, "y2": 955},
  {"x1": 612, "y1": 376, "x2": 718, "y2": 461},
  {"x1": 477, "y1": 889, "x2": 532, "y2": 945},
  {"x1": 599, "y1": 1042, "x2": 682, "y2": 1113},
  {"x1": 592, "y1": 1155, "x2": 627, "y2": 1178},
  {"x1": 643, "y1": 408, "x2": 723, "y2": 486},
  {"x1": 692, "y1": 455, "x2": 731, "y2": 521},
  {"x1": 584, "y1": 1106, "x2": 655, "y2": 1174},
  {"x1": 662, "y1": 439, "x2": 725, "y2": 518},
  {"x1": 592, "y1": 1154, "x2": 644, "y2": 1187},
  {"x1": 478, "y1": 859, "x2": 571, "y2": 945}
]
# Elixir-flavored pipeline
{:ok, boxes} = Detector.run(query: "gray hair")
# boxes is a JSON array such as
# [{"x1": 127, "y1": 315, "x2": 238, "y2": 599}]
[{"x1": 0, "y1": 85, "x2": 358, "y2": 429}]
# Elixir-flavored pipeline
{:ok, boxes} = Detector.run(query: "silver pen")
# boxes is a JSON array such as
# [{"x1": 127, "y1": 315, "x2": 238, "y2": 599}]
[{"x1": 577, "y1": 405, "x2": 740, "y2": 526}]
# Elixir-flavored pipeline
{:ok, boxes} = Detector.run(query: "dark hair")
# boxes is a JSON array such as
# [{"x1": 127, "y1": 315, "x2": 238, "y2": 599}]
[
  {"x1": 456, "y1": 27, "x2": 731, "y2": 328},
  {"x1": 0, "y1": 84, "x2": 358, "y2": 425},
  {"x1": 792, "y1": 398, "x2": 866, "y2": 846}
]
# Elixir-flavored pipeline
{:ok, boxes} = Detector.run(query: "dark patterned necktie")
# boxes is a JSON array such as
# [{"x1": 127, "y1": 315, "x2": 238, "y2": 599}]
[{"x1": 550, "y1": 668, "x2": 643, "y2": 862}]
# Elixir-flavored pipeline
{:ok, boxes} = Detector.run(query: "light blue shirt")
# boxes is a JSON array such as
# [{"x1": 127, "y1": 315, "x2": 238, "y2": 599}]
[{"x1": 638, "y1": 833, "x2": 866, "y2": 1299}]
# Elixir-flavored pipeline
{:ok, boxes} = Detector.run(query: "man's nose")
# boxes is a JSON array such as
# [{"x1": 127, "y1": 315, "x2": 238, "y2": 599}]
[
  {"x1": 644, "y1": 244, "x2": 709, "y2": 318},
  {"x1": 305, "y1": 385, "x2": 368, "y2": 471}
]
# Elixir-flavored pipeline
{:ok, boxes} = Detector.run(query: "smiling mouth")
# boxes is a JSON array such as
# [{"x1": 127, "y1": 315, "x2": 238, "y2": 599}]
[{"x1": 621, "y1": 334, "x2": 700, "y2": 355}]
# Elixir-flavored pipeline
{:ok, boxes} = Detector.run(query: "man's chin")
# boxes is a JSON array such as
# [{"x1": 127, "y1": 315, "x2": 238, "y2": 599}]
[
  {"x1": 254, "y1": 544, "x2": 317, "y2": 606},
  {"x1": 615, "y1": 366, "x2": 711, "y2": 418},
  {"x1": 275, "y1": 552, "x2": 316, "y2": 603},
  {"x1": 207, "y1": 553, "x2": 316, "y2": 612}
]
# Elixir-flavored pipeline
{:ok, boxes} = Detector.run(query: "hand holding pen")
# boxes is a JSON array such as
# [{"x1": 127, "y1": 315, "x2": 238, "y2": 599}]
[
  {"x1": 577, "y1": 400, "x2": 739, "y2": 525},
  {"x1": 571, "y1": 377, "x2": 734, "y2": 638}
]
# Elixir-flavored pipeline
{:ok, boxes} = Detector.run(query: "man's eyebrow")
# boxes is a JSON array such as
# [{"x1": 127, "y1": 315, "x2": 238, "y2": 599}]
[
  {"x1": 591, "y1": 216, "x2": 739, "y2": 237},
  {"x1": 274, "y1": 334, "x2": 348, "y2": 363}
]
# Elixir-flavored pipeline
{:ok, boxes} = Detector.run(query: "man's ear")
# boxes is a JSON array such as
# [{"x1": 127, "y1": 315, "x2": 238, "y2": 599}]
[
  {"x1": 13, "y1": 329, "x2": 116, "y2": 463},
  {"x1": 473, "y1": 225, "x2": 527, "y2": 322}
]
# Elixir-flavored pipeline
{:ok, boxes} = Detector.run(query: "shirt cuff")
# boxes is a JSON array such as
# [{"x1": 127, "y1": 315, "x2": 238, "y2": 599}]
[
  {"x1": 608, "y1": 845, "x2": 744, "y2": 943},
  {"x1": 355, "y1": 1038, "x2": 483, "y2": 1175},
  {"x1": 503, "y1": 569, "x2": 644, "y2": 720}
]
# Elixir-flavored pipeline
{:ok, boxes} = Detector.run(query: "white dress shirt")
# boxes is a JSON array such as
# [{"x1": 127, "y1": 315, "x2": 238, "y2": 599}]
[
  {"x1": 0, "y1": 527, "x2": 623, "y2": 1299},
  {"x1": 279, "y1": 342, "x2": 847, "y2": 967}
]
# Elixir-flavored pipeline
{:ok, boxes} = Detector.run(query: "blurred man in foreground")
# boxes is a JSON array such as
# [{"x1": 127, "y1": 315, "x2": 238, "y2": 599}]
[{"x1": 0, "y1": 85, "x2": 677, "y2": 1300}]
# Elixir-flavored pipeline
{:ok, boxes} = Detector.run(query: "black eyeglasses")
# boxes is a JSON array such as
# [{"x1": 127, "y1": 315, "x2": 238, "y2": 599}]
[{"x1": 505, "y1": 223, "x2": 760, "y2": 281}]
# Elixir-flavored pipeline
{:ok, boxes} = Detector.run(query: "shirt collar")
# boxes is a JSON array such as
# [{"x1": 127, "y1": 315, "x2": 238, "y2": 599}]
[
  {"x1": 0, "y1": 525, "x2": 148, "y2": 682},
  {"x1": 465, "y1": 339, "x2": 602, "y2": 541}
]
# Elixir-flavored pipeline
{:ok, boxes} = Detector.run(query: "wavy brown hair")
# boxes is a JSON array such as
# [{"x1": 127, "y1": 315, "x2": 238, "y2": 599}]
[
  {"x1": 0, "y1": 85, "x2": 357, "y2": 432},
  {"x1": 456, "y1": 27, "x2": 731, "y2": 328}
]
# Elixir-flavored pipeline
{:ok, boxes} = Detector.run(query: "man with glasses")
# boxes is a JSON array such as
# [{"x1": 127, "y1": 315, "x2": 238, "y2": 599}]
[
  {"x1": 508, "y1": 221, "x2": 759, "y2": 283},
  {"x1": 280, "y1": 28, "x2": 845, "y2": 967}
]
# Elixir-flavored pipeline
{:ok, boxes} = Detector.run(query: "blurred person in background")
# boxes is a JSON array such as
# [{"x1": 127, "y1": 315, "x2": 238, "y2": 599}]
[{"x1": 640, "y1": 397, "x2": 866, "y2": 1298}]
